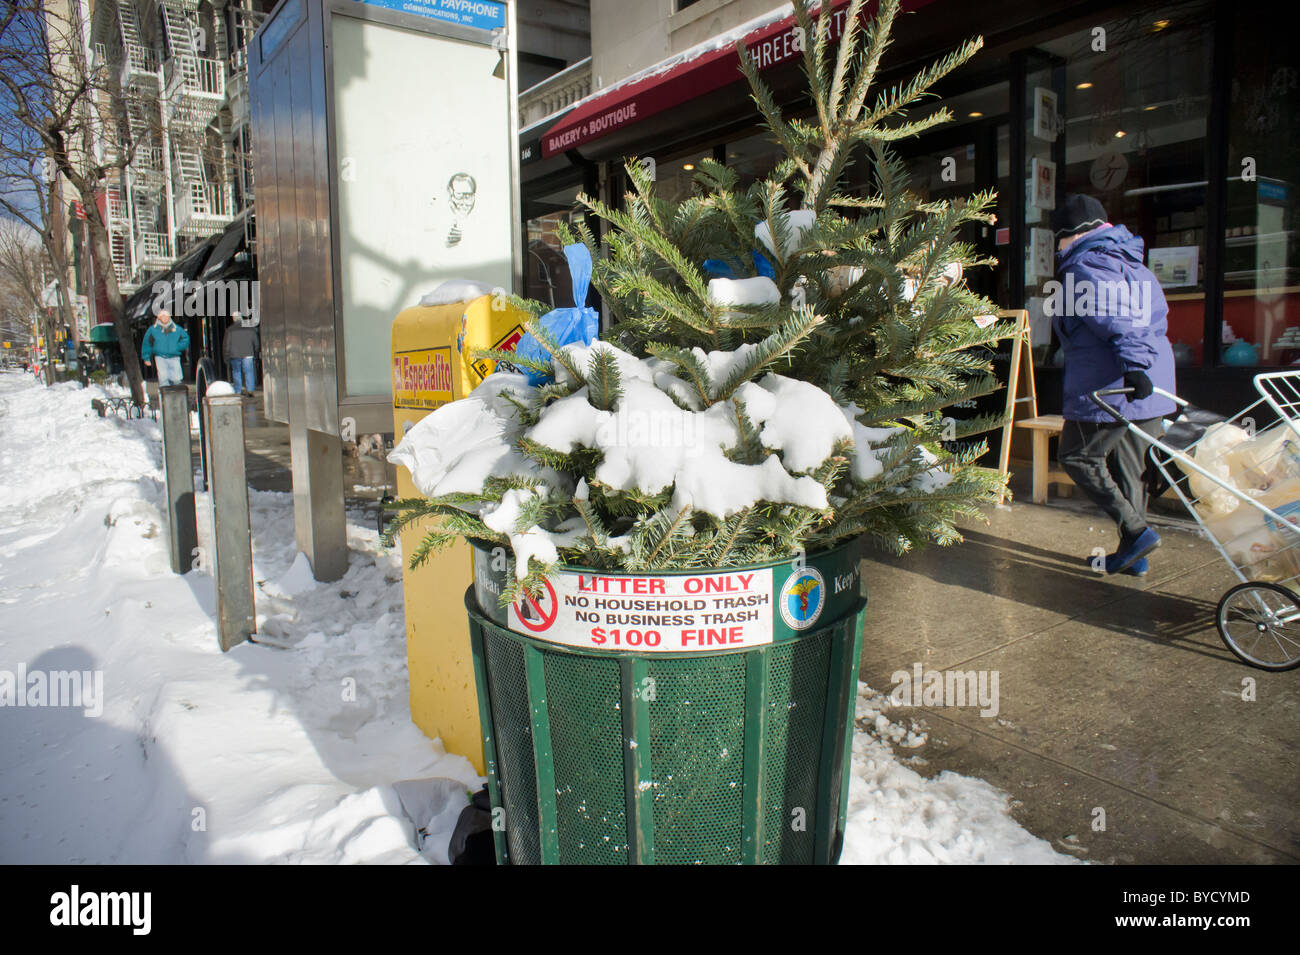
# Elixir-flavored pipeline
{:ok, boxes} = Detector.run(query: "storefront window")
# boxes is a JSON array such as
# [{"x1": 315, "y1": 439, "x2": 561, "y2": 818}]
[
  {"x1": 1025, "y1": 4, "x2": 1213, "y2": 368},
  {"x1": 725, "y1": 131, "x2": 782, "y2": 190},
  {"x1": 655, "y1": 148, "x2": 714, "y2": 205},
  {"x1": 839, "y1": 83, "x2": 1011, "y2": 305},
  {"x1": 525, "y1": 182, "x2": 584, "y2": 308},
  {"x1": 1223, "y1": 17, "x2": 1300, "y2": 367}
]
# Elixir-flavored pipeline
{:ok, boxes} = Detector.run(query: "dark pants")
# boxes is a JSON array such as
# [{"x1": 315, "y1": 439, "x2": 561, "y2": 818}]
[{"x1": 1058, "y1": 417, "x2": 1164, "y2": 541}]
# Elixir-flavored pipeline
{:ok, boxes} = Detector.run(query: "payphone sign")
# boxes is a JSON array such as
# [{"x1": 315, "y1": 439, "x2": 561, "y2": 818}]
[{"x1": 353, "y1": 0, "x2": 505, "y2": 32}]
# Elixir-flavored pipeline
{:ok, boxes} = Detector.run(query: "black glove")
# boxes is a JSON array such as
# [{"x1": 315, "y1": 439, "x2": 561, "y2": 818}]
[{"x1": 1123, "y1": 369, "x2": 1154, "y2": 400}]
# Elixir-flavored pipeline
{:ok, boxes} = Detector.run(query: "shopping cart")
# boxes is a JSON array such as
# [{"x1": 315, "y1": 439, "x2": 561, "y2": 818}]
[{"x1": 1091, "y1": 370, "x2": 1300, "y2": 671}]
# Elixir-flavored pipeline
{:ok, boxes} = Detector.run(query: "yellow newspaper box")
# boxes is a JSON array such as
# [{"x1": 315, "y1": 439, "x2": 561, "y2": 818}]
[{"x1": 391, "y1": 293, "x2": 528, "y2": 773}]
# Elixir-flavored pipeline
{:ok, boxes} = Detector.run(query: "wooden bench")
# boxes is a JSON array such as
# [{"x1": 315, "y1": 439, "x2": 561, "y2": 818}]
[{"x1": 1015, "y1": 415, "x2": 1075, "y2": 504}]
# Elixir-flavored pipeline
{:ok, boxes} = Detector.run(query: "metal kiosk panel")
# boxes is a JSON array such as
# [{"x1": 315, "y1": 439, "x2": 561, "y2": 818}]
[{"x1": 248, "y1": 0, "x2": 520, "y2": 579}]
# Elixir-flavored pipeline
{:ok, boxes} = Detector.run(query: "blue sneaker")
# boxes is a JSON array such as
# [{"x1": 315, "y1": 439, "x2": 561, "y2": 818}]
[
  {"x1": 1121, "y1": 557, "x2": 1148, "y2": 577},
  {"x1": 1106, "y1": 528, "x2": 1160, "y2": 574},
  {"x1": 1086, "y1": 553, "x2": 1149, "y2": 574},
  {"x1": 1083, "y1": 554, "x2": 1149, "y2": 576}
]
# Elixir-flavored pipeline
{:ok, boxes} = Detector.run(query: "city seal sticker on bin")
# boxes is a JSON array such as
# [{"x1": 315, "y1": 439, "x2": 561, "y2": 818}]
[
  {"x1": 778, "y1": 565, "x2": 826, "y2": 630},
  {"x1": 506, "y1": 568, "x2": 776, "y2": 652}
]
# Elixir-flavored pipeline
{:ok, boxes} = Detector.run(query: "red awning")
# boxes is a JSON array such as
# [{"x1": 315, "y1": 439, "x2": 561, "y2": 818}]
[{"x1": 542, "y1": 0, "x2": 938, "y2": 159}]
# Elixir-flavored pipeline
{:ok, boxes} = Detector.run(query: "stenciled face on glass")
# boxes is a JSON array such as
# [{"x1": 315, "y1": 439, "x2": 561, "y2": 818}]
[{"x1": 446, "y1": 172, "x2": 478, "y2": 247}]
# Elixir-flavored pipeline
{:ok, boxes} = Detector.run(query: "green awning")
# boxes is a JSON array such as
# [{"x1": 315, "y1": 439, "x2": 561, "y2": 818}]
[{"x1": 88, "y1": 322, "x2": 117, "y2": 344}]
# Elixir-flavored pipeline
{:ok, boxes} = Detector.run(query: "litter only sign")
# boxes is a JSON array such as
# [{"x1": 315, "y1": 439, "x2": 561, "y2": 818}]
[
  {"x1": 508, "y1": 569, "x2": 777, "y2": 652},
  {"x1": 473, "y1": 541, "x2": 865, "y2": 654}
]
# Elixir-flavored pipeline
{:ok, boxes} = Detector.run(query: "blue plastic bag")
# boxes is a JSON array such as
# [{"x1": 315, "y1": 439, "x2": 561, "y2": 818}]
[
  {"x1": 513, "y1": 243, "x2": 599, "y2": 385},
  {"x1": 703, "y1": 250, "x2": 776, "y2": 280}
]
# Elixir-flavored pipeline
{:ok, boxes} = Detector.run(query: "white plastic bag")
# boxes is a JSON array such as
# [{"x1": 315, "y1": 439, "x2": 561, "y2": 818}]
[
  {"x1": 1225, "y1": 428, "x2": 1300, "y2": 492},
  {"x1": 1204, "y1": 476, "x2": 1300, "y2": 581},
  {"x1": 1190, "y1": 422, "x2": 1251, "y2": 516}
]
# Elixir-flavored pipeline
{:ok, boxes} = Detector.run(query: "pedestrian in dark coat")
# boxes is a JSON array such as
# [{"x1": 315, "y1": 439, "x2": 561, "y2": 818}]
[
  {"x1": 1051, "y1": 194, "x2": 1175, "y2": 575},
  {"x1": 223, "y1": 312, "x2": 260, "y2": 397}
]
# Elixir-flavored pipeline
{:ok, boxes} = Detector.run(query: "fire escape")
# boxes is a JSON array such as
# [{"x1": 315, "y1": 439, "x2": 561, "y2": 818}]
[
  {"x1": 91, "y1": 1, "x2": 236, "y2": 296},
  {"x1": 160, "y1": 1, "x2": 230, "y2": 239},
  {"x1": 120, "y1": 0, "x2": 169, "y2": 277}
]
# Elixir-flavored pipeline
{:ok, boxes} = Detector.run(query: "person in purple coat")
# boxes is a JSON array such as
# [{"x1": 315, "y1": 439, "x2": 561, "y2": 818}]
[{"x1": 1050, "y1": 194, "x2": 1177, "y2": 575}]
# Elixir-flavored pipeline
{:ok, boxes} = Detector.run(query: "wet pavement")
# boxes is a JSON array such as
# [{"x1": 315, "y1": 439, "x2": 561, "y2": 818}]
[
  {"x1": 860, "y1": 472, "x2": 1300, "y2": 864},
  {"x1": 190, "y1": 389, "x2": 393, "y2": 504}
]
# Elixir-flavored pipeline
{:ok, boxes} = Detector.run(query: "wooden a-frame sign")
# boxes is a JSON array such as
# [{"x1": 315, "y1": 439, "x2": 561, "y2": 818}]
[{"x1": 996, "y1": 309, "x2": 1035, "y2": 503}]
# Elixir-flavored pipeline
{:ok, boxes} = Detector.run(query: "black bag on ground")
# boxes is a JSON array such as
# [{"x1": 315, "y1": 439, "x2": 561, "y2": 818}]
[{"x1": 448, "y1": 784, "x2": 497, "y2": 865}]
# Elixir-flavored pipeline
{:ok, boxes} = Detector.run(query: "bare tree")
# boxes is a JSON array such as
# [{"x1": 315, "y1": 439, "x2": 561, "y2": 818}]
[
  {"x1": 0, "y1": 241, "x2": 39, "y2": 364},
  {"x1": 0, "y1": 274, "x2": 37, "y2": 366},
  {"x1": 0, "y1": 1, "x2": 149, "y2": 404},
  {"x1": 0, "y1": 87, "x2": 76, "y2": 386},
  {"x1": 0, "y1": 217, "x2": 56, "y2": 382}
]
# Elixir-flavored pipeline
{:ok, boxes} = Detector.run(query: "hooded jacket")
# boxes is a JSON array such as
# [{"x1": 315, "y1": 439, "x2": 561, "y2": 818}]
[
  {"x1": 1051, "y1": 224, "x2": 1176, "y2": 422},
  {"x1": 141, "y1": 320, "x2": 190, "y2": 361}
]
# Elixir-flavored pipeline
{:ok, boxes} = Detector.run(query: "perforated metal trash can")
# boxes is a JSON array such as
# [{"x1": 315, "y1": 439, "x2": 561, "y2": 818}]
[{"x1": 465, "y1": 540, "x2": 867, "y2": 865}]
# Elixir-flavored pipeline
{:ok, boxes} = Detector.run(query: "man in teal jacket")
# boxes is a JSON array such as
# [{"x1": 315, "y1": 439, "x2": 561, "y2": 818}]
[{"x1": 141, "y1": 310, "x2": 189, "y2": 386}]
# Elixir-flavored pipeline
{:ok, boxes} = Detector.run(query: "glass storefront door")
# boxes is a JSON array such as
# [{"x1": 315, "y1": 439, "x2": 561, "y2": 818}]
[
  {"x1": 889, "y1": 83, "x2": 1013, "y2": 464},
  {"x1": 1021, "y1": 3, "x2": 1215, "y2": 369},
  {"x1": 849, "y1": 82, "x2": 1013, "y2": 305},
  {"x1": 896, "y1": 120, "x2": 1012, "y2": 306},
  {"x1": 524, "y1": 181, "x2": 587, "y2": 309},
  {"x1": 1223, "y1": 15, "x2": 1300, "y2": 367}
]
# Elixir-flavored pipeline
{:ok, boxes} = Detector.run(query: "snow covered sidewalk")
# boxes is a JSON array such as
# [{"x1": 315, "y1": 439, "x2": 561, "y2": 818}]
[
  {"x1": 0, "y1": 375, "x2": 478, "y2": 864},
  {"x1": 0, "y1": 373, "x2": 1070, "y2": 864}
]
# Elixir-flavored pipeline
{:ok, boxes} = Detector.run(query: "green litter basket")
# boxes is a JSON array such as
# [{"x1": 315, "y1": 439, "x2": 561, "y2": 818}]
[{"x1": 465, "y1": 539, "x2": 867, "y2": 865}]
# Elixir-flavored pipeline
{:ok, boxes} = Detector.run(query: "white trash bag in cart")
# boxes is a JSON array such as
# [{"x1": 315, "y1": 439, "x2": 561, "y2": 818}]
[
  {"x1": 1094, "y1": 372, "x2": 1300, "y2": 670},
  {"x1": 1186, "y1": 421, "x2": 1250, "y2": 516}
]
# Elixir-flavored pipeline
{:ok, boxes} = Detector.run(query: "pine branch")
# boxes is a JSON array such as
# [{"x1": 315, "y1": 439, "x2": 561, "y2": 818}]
[
  {"x1": 586, "y1": 348, "x2": 623, "y2": 411},
  {"x1": 574, "y1": 493, "x2": 610, "y2": 545},
  {"x1": 470, "y1": 346, "x2": 552, "y2": 379},
  {"x1": 843, "y1": 0, "x2": 900, "y2": 123},
  {"x1": 712, "y1": 307, "x2": 822, "y2": 401},
  {"x1": 582, "y1": 186, "x2": 711, "y2": 302},
  {"x1": 518, "y1": 435, "x2": 602, "y2": 475},
  {"x1": 645, "y1": 342, "x2": 713, "y2": 405},
  {"x1": 828, "y1": 0, "x2": 869, "y2": 118},
  {"x1": 708, "y1": 508, "x2": 757, "y2": 564},
  {"x1": 631, "y1": 505, "x2": 694, "y2": 570},
  {"x1": 737, "y1": 45, "x2": 811, "y2": 183},
  {"x1": 726, "y1": 397, "x2": 767, "y2": 464}
]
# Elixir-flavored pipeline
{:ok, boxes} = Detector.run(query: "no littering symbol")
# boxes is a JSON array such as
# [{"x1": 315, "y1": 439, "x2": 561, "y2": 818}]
[{"x1": 513, "y1": 578, "x2": 558, "y2": 633}]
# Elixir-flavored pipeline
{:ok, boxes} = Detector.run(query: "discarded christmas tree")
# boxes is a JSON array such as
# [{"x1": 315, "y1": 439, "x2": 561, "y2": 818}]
[{"x1": 387, "y1": 0, "x2": 1009, "y2": 604}]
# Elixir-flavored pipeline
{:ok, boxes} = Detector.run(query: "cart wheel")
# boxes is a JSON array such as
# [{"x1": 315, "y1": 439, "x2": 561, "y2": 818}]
[{"x1": 1216, "y1": 582, "x2": 1300, "y2": 671}]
